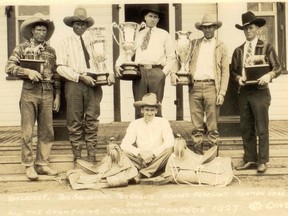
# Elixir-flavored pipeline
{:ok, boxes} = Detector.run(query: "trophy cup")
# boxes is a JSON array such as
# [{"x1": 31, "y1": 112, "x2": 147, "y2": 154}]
[
  {"x1": 175, "y1": 31, "x2": 194, "y2": 85},
  {"x1": 112, "y1": 22, "x2": 145, "y2": 80},
  {"x1": 85, "y1": 27, "x2": 110, "y2": 86},
  {"x1": 20, "y1": 41, "x2": 46, "y2": 79}
]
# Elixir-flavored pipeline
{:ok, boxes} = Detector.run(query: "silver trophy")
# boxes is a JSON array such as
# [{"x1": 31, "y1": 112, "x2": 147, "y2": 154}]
[
  {"x1": 112, "y1": 21, "x2": 145, "y2": 80},
  {"x1": 175, "y1": 31, "x2": 194, "y2": 85},
  {"x1": 85, "y1": 27, "x2": 110, "y2": 86}
]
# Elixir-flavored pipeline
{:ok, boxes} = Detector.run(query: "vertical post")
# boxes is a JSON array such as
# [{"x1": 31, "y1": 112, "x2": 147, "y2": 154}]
[
  {"x1": 112, "y1": 4, "x2": 121, "y2": 122},
  {"x1": 173, "y1": 3, "x2": 183, "y2": 120}
]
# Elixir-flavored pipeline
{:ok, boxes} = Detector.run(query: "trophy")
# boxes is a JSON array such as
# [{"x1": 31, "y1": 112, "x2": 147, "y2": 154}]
[
  {"x1": 175, "y1": 31, "x2": 194, "y2": 85},
  {"x1": 112, "y1": 22, "x2": 145, "y2": 80},
  {"x1": 85, "y1": 27, "x2": 110, "y2": 86},
  {"x1": 20, "y1": 40, "x2": 46, "y2": 80}
]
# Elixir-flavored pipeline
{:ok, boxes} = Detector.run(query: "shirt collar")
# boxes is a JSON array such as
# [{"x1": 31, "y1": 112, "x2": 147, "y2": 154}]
[
  {"x1": 246, "y1": 37, "x2": 258, "y2": 47},
  {"x1": 203, "y1": 37, "x2": 216, "y2": 43}
]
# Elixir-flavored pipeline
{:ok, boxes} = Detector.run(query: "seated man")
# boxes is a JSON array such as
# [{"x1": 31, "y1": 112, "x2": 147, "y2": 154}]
[{"x1": 120, "y1": 93, "x2": 175, "y2": 182}]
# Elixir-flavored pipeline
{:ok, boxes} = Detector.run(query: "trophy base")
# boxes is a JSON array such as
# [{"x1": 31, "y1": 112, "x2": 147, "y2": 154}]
[
  {"x1": 120, "y1": 63, "x2": 141, "y2": 80},
  {"x1": 86, "y1": 72, "x2": 109, "y2": 86},
  {"x1": 244, "y1": 64, "x2": 270, "y2": 85},
  {"x1": 20, "y1": 59, "x2": 45, "y2": 77},
  {"x1": 176, "y1": 72, "x2": 191, "y2": 85}
]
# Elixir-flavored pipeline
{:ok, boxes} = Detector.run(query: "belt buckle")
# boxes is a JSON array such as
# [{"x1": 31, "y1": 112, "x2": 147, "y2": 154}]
[{"x1": 142, "y1": 64, "x2": 152, "y2": 69}]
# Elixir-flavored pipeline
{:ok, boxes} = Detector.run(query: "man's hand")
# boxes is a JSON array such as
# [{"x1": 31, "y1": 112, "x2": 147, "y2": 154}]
[
  {"x1": 138, "y1": 151, "x2": 155, "y2": 166},
  {"x1": 108, "y1": 73, "x2": 115, "y2": 86},
  {"x1": 79, "y1": 75, "x2": 96, "y2": 87},
  {"x1": 27, "y1": 69, "x2": 43, "y2": 82},
  {"x1": 245, "y1": 55, "x2": 265, "y2": 65},
  {"x1": 53, "y1": 94, "x2": 60, "y2": 112},
  {"x1": 258, "y1": 73, "x2": 271, "y2": 85},
  {"x1": 114, "y1": 65, "x2": 123, "y2": 78},
  {"x1": 170, "y1": 73, "x2": 179, "y2": 86},
  {"x1": 238, "y1": 76, "x2": 246, "y2": 86},
  {"x1": 216, "y1": 94, "x2": 224, "y2": 105}
]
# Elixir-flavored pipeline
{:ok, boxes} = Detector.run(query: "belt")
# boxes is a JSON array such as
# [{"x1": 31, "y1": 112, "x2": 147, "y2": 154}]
[
  {"x1": 139, "y1": 64, "x2": 164, "y2": 70},
  {"x1": 194, "y1": 79, "x2": 215, "y2": 83}
]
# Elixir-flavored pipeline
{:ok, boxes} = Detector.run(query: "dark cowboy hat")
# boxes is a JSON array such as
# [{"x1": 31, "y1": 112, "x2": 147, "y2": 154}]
[
  {"x1": 63, "y1": 7, "x2": 94, "y2": 28},
  {"x1": 140, "y1": 5, "x2": 165, "y2": 19},
  {"x1": 20, "y1": 13, "x2": 55, "y2": 41},
  {"x1": 235, "y1": 11, "x2": 266, "y2": 30},
  {"x1": 195, "y1": 14, "x2": 222, "y2": 30},
  {"x1": 133, "y1": 93, "x2": 161, "y2": 108}
]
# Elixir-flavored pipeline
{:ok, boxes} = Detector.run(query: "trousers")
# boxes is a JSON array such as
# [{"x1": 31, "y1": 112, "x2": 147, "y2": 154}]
[
  {"x1": 189, "y1": 81, "x2": 219, "y2": 146},
  {"x1": 239, "y1": 86, "x2": 271, "y2": 164},
  {"x1": 65, "y1": 81, "x2": 103, "y2": 157},
  {"x1": 20, "y1": 81, "x2": 54, "y2": 166},
  {"x1": 132, "y1": 67, "x2": 166, "y2": 119},
  {"x1": 124, "y1": 147, "x2": 173, "y2": 178}
]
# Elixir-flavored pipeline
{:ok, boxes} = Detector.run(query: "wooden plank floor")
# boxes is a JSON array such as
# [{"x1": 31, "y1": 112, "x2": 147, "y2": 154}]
[{"x1": 1, "y1": 120, "x2": 288, "y2": 144}]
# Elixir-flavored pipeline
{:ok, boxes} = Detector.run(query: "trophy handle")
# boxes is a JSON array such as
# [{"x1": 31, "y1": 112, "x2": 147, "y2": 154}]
[{"x1": 112, "y1": 22, "x2": 121, "y2": 46}]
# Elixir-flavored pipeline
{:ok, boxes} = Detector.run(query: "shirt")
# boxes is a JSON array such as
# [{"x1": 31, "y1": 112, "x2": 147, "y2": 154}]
[
  {"x1": 120, "y1": 117, "x2": 175, "y2": 156},
  {"x1": 194, "y1": 37, "x2": 216, "y2": 80},
  {"x1": 116, "y1": 27, "x2": 176, "y2": 75},
  {"x1": 5, "y1": 41, "x2": 61, "y2": 95},
  {"x1": 57, "y1": 33, "x2": 111, "y2": 82}
]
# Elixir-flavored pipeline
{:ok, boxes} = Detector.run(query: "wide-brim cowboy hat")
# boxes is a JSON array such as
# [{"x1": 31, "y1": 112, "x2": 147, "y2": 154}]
[
  {"x1": 20, "y1": 13, "x2": 55, "y2": 41},
  {"x1": 140, "y1": 5, "x2": 165, "y2": 19},
  {"x1": 63, "y1": 7, "x2": 94, "y2": 28},
  {"x1": 133, "y1": 93, "x2": 161, "y2": 108},
  {"x1": 235, "y1": 11, "x2": 266, "y2": 30},
  {"x1": 195, "y1": 14, "x2": 222, "y2": 30}
]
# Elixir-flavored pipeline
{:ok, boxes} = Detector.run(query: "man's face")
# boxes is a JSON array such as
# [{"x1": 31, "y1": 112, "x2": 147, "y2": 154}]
[
  {"x1": 202, "y1": 25, "x2": 216, "y2": 39},
  {"x1": 243, "y1": 24, "x2": 259, "y2": 41},
  {"x1": 144, "y1": 12, "x2": 159, "y2": 28},
  {"x1": 31, "y1": 25, "x2": 47, "y2": 43},
  {"x1": 141, "y1": 106, "x2": 158, "y2": 122},
  {"x1": 72, "y1": 21, "x2": 88, "y2": 36}
]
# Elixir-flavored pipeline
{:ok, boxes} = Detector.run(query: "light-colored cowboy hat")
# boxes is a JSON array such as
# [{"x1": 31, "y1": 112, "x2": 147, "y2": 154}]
[
  {"x1": 235, "y1": 11, "x2": 266, "y2": 30},
  {"x1": 195, "y1": 14, "x2": 222, "y2": 30},
  {"x1": 133, "y1": 93, "x2": 161, "y2": 108},
  {"x1": 63, "y1": 7, "x2": 94, "y2": 28},
  {"x1": 20, "y1": 13, "x2": 55, "y2": 41},
  {"x1": 140, "y1": 5, "x2": 165, "y2": 19}
]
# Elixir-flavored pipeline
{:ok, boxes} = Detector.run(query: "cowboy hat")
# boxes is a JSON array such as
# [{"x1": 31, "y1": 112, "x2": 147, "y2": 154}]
[
  {"x1": 195, "y1": 14, "x2": 222, "y2": 30},
  {"x1": 20, "y1": 13, "x2": 55, "y2": 41},
  {"x1": 235, "y1": 11, "x2": 266, "y2": 30},
  {"x1": 63, "y1": 7, "x2": 94, "y2": 28},
  {"x1": 133, "y1": 93, "x2": 161, "y2": 108},
  {"x1": 140, "y1": 5, "x2": 165, "y2": 19}
]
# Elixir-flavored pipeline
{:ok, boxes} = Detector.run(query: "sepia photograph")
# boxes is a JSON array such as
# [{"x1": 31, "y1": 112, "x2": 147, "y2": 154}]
[{"x1": 0, "y1": 0, "x2": 287, "y2": 215}]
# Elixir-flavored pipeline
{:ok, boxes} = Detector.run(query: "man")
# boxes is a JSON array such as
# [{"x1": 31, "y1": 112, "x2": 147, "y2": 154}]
[
  {"x1": 5, "y1": 13, "x2": 60, "y2": 180},
  {"x1": 115, "y1": 5, "x2": 176, "y2": 119},
  {"x1": 57, "y1": 7, "x2": 115, "y2": 163},
  {"x1": 120, "y1": 93, "x2": 174, "y2": 182},
  {"x1": 171, "y1": 14, "x2": 229, "y2": 155},
  {"x1": 231, "y1": 11, "x2": 281, "y2": 173}
]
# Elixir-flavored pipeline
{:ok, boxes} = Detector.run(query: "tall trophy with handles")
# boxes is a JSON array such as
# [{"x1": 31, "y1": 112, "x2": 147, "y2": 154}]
[
  {"x1": 175, "y1": 31, "x2": 193, "y2": 85},
  {"x1": 112, "y1": 22, "x2": 145, "y2": 80},
  {"x1": 85, "y1": 26, "x2": 110, "y2": 85}
]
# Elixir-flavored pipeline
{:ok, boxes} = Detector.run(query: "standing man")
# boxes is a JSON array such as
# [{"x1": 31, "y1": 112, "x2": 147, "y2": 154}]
[
  {"x1": 171, "y1": 14, "x2": 229, "y2": 155},
  {"x1": 115, "y1": 5, "x2": 176, "y2": 119},
  {"x1": 120, "y1": 93, "x2": 174, "y2": 182},
  {"x1": 231, "y1": 11, "x2": 281, "y2": 173},
  {"x1": 57, "y1": 7, "x2": 115, "y2": 163},
  {"x1": 5, "y1": 13, "x2": 60, "y2": 180}
]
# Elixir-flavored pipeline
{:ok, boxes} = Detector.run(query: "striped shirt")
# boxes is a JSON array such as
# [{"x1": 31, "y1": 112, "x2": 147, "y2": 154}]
[{"x1": 56, "y1": 33, "x2": 100, "y2": 82}]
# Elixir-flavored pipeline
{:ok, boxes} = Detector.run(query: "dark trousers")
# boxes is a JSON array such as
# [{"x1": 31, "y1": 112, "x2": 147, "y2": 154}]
[
  {"x1": 65, "y1": 81, "x2": 103, "y2": 158},
  {"x1": 239, "y1": 86, "x2": 271, "y2": 164},
  {"x1": 132, "y1": 67, "x2": 166, "y2": 119}
]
